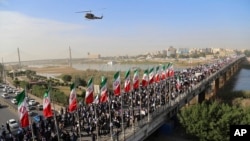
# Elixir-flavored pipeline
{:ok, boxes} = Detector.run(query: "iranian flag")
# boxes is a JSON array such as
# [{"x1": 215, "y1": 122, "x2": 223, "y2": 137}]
[
  {"x1": 93, "y1": 94, "x2": 99, "y2": 104},
  {"x1": 16, "y1": 90, "x2": 29, "y2": 127},
  {"x1": 161, "y1": 65, "x2": 166, "y2": 80},
  {"x1": 168, "y1": 63, "x2": 175, "y2": 77},
  {"x1": 176, "y1": 75, "x2": 181, "y2": 90},
  {"x1": 124, "y1": 70, "x2": 131, "y2": 93},
  {"x1": 43, "y1": 89, "x2": 52, "y2": 118},
  {"x1": 113, "y1": 71, "x2": 121, "y2": 96},
  {"x1": 133, "y1": 69, "x2": 139, "y2": 89},
  {"x1": 165, "y1": 63, "x2": 170, "y2": 78},
  {"x1": 149, "y1": 67, "x2": 155, "y2": 84},
  {"x1": 69, "y1": 83, "x2": 77, "y2": 112},
  {"x1": 141, "y1": 69, "x2": 148, "y2": 87},
  {"x1": 85, "y1": 78, "x2": 94, "y2": 104},
  {"x1": 100, "y1": 76, "x2": 108, "y2": 103},
  {"x1": 155, "y1": 66, "x2": 160, "y2": 83}
]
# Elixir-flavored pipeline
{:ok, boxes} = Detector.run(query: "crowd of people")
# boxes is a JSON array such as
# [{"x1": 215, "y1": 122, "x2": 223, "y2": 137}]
[{"x1": 0, "y1": 56, "x2": 238, "y2": 141}]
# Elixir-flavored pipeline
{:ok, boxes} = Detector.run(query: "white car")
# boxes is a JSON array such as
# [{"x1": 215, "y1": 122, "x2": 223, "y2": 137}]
[
  {"x1": 11, "y1": 99, "x2": 18, "y2": 104},
  {"x1": 15, "y1": 91, "x2": 20, "y2": 95},
  {"x1": 1, "y1": 93, "x2": 8, "y2": 98},
  {"x1": 8, "y1": 119, "x2": 19, "y2": 129},
  {"x1": 28, "y1": 100, "x2": 36, "y2": 106}
]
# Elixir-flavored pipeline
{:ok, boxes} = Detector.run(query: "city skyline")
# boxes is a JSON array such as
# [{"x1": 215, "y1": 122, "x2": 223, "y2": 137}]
[{"x1": 1, "y1": 0, "x2": 249, "y2": 62}]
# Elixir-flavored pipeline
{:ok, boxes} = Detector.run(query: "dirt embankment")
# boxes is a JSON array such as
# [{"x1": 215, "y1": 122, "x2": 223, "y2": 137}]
[{"x1": 28, "y1": 66, "x2": 82, "y2": 75}]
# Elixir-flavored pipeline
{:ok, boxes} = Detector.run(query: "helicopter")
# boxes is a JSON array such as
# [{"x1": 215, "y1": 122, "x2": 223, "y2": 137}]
[{"x1": 75, "y1": 10, "x2": 103, "y2": 20}]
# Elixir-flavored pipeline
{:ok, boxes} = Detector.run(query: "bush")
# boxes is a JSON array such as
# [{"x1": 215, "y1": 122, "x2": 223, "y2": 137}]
[{"x1": 178, "y1": 101, "x2": 250, "y2": 141}]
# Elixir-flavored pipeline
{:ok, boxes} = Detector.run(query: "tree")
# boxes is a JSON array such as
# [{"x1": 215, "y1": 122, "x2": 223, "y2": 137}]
[
  {"x1": 13, "y1": 78, "x2": 20, "y2": 88},
  {"x1": 62, "y1": 75, "x2": 72, "y2": 82},
  {"x1": 0, "y1": 63, "x2": 3, "y2": 83},
  {"x1": 244, "y1": 50, "x2": 250, "y2": 57},
  {"x1": 20, "y1": 81, "x2": 30, "y2": 90},
  {"x1": 178, "y1": 101, "x2": 250, "y2": 141},
  {"x1": 73, "y1": 75, "x2": 87, "y2": 87}
]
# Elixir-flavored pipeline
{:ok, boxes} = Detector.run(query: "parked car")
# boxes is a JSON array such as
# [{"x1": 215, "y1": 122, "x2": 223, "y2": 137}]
[
  {"x1": 28, "y1": 105, "x2": 36, "y2": 111},
  {"x1": 28, "y1": 111, "x2": 37, "y2": 117},
  {"x1": 15, "y1": 91, "x2": 20, "y2": 95},
  {"x1": 28, "y1": 100, "x2": 36, "y2": 106},
  {"x1": 1, "y1": 93, "x2": 9, "y2": 98},
  {"x1": 8, "y1": 119, "x2": 19, "y2": 129},
  {"x1": 0, "y1": 84, "x2": 4, "y2": 88},
  {"x1": 11, "y1": 98, "x2": 18, "y2": 104},
  {"x1": 37, "y1": 104, "x2": 43, "y2": 111},
  {"x1": 33, "y1": 115, "x2": 44, "y2": 123},
  {"x1": 2, "y1": 88, "x2": 7, "y2": 92}
]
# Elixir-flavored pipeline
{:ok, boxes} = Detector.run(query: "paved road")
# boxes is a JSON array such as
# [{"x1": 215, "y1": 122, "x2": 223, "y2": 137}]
[
  {"x1": 0, "y1": 86, "x2": 43, "y2": 124},
  {"x1": 0, "y1": 104, "x2": 18, "y2": 126}
]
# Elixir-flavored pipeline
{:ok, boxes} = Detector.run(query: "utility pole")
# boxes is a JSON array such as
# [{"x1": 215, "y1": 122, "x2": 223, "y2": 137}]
[
  {"x1": 69, "y1": 46, "x2": 72, "y2": 68},
  {"x1": 17, "y1": 48, "x2": 21, "y2": 69},
  {"x1": 1, "y1": 58, "x2": 6, "y2": 83}
]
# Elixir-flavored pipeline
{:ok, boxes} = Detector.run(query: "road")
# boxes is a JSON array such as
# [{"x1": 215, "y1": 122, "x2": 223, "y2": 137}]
[
  {"x1": 0, "y1": 85, "x2": 44, "y2": 135},
  {"x1": 0, "y1": 104, "x2": 18, "y2": 126},
  {"x1": 0, "y1": 83, "x2": 114, "y2": 141},
  {"x1": 0, "y1": 87, "x2": 18, "y2": 122}
]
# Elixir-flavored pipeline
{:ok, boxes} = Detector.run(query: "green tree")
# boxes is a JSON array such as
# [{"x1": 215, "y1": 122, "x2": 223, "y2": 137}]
[
  {"x1": 0, "y1": 63, "x2": 3, "y2": 83},
  {"x1": 178, "y1": 101, "x2": 250, "y2": 141},
  {"x1": 75, "y1": 76, "x2": 87, "y2": 87},
  {"x1": 20, "y1": 81, "x2": 30, "y2": 90},
  {"x1": 13, "y1": 78, "x2": 20, "y2": 88},
  {"x1": 244, "y1": 50, "x2": 250, "y2": 57},
  {"x1": 62, "y1": 74, "x2": 72, "y2": 82},
  {"x1": 32, "y1": 85, "x2": 47, "y2": 98}
]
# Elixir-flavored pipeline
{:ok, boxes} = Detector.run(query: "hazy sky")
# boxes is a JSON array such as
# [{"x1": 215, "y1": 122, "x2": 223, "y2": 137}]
[{"x1": 0, "y1": 0, "x2": 249, "y2": 62}]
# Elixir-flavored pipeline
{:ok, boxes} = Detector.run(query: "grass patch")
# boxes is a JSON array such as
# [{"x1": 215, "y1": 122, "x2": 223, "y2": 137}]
[{"x1": 54, "y1": 86, "x2": 84, "y2": 96}]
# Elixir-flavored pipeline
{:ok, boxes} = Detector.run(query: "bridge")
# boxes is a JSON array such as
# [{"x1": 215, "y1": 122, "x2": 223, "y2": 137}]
[{"x1": 112, "y1": 55, "x2": 245, "y2": 141}]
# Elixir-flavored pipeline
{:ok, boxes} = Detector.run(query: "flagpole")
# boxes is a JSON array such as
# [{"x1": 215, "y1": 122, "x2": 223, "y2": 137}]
[
  {"x1": 51, "y1": 98, "x2": 60, "y2": 141},
  {"x1": 108, "y1": 92, "x2": 113, "y2": 140},
  {"x1": 49, "y1": 82, "x2": 60, "y2": 141},
  {"x1": 75, "y1": 80, "x2": 82, "y2": 141},
  {"x1": 26, "y1": 87, "x2": 35, "y2": 141},
  {"x1": 139, "y1": 86, "x2": 142, "y2": 124},
  {"x1": 147, "y1": 86, "x2": 150, "y2": 123},
  {"x1": 147, "y1": 68, "x2": 150, "y2": 123},
  {"x1": 76, "y1": 105, "x2": 82, "y2": 141},
  {"x1": 121, "y1": 92, "x2": 125, "y2": 141},
  {"x1": 169, "y1": 77, "x2": 171, "y2": 106},
  {"x1": 119, "y1": 69, "x2": 125, "y2": 140},
  {"x1": 131, "y1": 91, "x2": 135, "y2": 134},
  {"x1": 94, "y1": 102, "x2": 99, "y2": 141},
  {"x1": 164, "y1": 79, "x2": 167, "y2": 108}
]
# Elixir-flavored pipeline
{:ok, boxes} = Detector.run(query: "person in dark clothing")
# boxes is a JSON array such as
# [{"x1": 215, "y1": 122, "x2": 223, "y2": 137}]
[
  {"x1": 6, "y1": 122, "x2": 11, "y2": 133},
  {"x1": 91, "y1": 133, "x2": 96, "y2": 141}
]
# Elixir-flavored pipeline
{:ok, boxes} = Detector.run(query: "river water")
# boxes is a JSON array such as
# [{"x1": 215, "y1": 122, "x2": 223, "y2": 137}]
[{"x1": 233, "y1": 68, "x2": 250, "y2": 91}]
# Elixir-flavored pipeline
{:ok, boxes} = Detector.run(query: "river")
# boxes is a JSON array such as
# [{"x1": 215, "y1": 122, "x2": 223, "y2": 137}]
[{"x1": 233, "y1": 68, "x2": 250, "y2": 91}]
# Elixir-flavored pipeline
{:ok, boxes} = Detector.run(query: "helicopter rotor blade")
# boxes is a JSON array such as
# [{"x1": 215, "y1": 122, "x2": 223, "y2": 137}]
[{"x1": 75, "y1": 10, "x2": 91, "y2": 13}]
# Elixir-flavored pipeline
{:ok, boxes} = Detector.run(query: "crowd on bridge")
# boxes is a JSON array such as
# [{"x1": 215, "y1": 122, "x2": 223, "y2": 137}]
[{"x1": 0, "y1": 56, "x2": 238, "y2": 141}]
